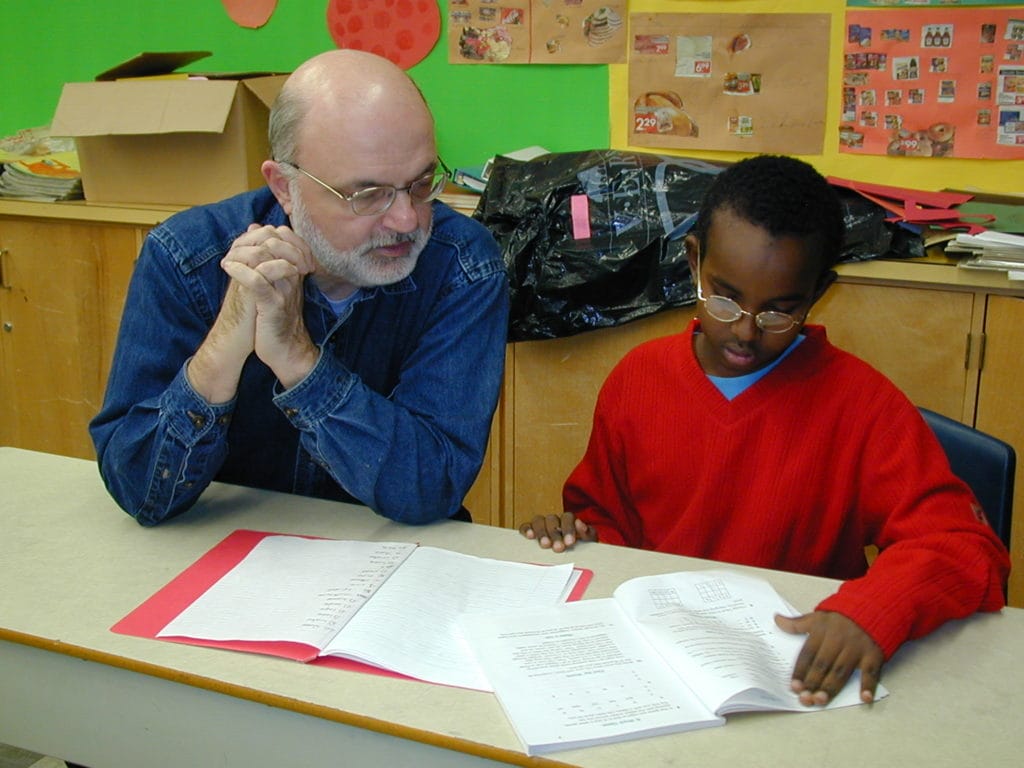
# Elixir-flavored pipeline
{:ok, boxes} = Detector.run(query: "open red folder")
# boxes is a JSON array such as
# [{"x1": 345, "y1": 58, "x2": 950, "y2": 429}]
[{"x1": 112, "y1": 529, "x2": 592, "y2": 685}]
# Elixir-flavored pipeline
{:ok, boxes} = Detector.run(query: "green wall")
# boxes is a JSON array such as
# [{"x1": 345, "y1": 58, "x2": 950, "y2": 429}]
[{"x1": 0, "y1": 1, "x2": 609, "y2": 169}]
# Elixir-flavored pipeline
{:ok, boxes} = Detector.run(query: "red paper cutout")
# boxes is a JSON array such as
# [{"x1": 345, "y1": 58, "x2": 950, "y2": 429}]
[
  {"x1": 325, "y1": 0, "x2": 441, "y2": 70},
  {"x1": 827, "y1": 175, "x2": 993, "y2": 234},
  {"x1": 221, "y1": 0, "x2": 277, "y2": 29}
]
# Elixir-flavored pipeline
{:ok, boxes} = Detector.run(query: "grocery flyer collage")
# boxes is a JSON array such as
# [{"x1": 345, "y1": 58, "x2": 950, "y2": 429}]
[
  {"x1": 442, "y1": 1, "x2": 1023, "y2": 160},
  {"x1": 447, "y1": 1, "x2": 627, "y2": 64},
  {"x1": 627, "y1": 13, "x2": 831, "y2": 155},
  {"x1": 840, "y1": 6, "x2": 1024, "y2": 159}
]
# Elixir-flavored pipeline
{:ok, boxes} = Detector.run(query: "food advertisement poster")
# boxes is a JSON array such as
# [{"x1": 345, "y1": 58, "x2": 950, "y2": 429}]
[
  {"x1": 627, "y1": 13, "x2": 831, "y2": 154},
  {"x1": 448, "y1": 1, "x2": 627, "y2": 64},
  {"x1": 840, "y1": 7, "x2": 1024, "y2": 159}
]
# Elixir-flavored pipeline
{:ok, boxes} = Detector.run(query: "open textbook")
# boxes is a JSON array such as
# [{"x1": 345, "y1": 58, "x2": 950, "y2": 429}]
[
  {"x1": 460, "y1": 569, "x2": 887, "y2": 755},
  {"x1": 112, "y1": 530, "x2": 585, "y2": 691}
]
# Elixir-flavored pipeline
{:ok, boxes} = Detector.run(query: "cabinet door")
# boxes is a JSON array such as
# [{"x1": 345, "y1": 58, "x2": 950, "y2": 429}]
[
  {"x1": 0, "y1": 218, "x2": 140, "y2": 458},
  {"x1": 975, "y1": 294, "x2": 1024, "y2": 607},
  {"x1": 509, "y1": 307, "x2": 696, "y2": 530},
  {"x1": 809, "y1": 282, "x2": 976, "y2": 419},
  {"x1": 461, "y1": 385, "x2": 505, "y2": 527}
]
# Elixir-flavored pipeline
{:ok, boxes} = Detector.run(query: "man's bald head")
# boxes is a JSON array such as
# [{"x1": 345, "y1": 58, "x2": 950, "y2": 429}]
[{"x1": 268, "y1": 49, "x2": 434, "y2": 165}]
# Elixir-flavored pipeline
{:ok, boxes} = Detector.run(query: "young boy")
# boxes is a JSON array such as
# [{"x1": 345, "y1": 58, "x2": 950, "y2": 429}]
[{"x1": 520, "y1": 155, "x2": 1009, "y2": 706}]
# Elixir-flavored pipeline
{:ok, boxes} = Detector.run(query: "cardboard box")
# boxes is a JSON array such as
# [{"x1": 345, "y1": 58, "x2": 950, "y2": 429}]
[{"x1": 50, "y1": 52, "x2": 288, "y2": 206}]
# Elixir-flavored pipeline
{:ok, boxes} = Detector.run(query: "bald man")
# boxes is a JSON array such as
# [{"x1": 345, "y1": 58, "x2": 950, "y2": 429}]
[{"x1": 91, "y1": 50, "x2": 509, "y2": 526}]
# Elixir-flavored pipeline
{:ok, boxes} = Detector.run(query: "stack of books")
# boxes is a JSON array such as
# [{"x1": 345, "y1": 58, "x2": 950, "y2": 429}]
[
  {"x1": 451, "y1": 145, "x2": 550, "y2": 193},
  {"x1": 948, "y1": 231, "x2": 1024, "y2": 277},
  {"x1": 0, "y1": 156, "x2": 83, "y2": 200},
  {"x1": 0, "y1": 126, "x2": 83, "y2": 201}
]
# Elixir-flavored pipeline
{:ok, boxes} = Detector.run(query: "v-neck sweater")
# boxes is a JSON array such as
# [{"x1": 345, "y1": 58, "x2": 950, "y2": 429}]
[{"x1": 564, "y1": 319, "x2": 1009, "y2": 658}]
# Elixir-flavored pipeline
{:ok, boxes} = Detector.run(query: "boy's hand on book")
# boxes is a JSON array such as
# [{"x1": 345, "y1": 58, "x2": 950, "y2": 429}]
[
  {"x1": 775, "y1": 610, "x2": 884, "y2": 706},
  {"x1": 519, "y1": 514, "x2": 597, "y2": 552}
]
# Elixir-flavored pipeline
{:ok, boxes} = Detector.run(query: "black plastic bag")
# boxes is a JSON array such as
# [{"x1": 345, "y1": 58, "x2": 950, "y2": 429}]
[
  {"x1": 836, "y1": 188, "x2": 925, "y2": 263},
  {"x1": 474, "y1": 149, "x2": 723, "y2": 341}
]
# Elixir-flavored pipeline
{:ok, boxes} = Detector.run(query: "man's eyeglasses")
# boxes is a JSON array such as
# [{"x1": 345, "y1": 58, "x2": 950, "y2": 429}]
[
  {"x1": 695, "y1": 253, "x2": 805, "y2": 334},
  {"x1": 279, "y1": 159, "x2": 450, "y2": 216}
]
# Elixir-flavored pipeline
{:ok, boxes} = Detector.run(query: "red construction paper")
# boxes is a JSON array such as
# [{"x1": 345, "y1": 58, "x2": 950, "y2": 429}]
[
  {"x1": 220, "y1": 0, "x2": 277, "y2": 29},
  {"x1": 326, "y1": 0, "x2": 441, "y2": 70}
]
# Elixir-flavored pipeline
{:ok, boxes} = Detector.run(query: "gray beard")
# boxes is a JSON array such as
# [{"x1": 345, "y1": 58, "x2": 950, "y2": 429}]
[{"x1": 289, "y1": 189, "x2": 431, "y2": 288}]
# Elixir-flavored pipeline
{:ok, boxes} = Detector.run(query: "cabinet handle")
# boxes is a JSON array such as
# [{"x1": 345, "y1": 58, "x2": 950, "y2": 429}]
[
  {"x1": 0, "y1": 248, "x2": 9, "y2": 289},
  {"x1": 964, "y1": 332, "x2": 987, "y2": 372}
]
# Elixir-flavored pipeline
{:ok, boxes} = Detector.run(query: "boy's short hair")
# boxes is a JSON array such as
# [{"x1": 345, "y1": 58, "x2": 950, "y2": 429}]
[{"x1": 693, "y1": 155, "x2": 845, "y2": 272}]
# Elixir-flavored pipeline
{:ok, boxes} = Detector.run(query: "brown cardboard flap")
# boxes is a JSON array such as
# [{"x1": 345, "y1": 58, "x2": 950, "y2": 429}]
[
  {"x1": 95, "y1": 51, "x2": 212, "y2": 81},
  {"x1": 51, "y1": 80, "x2": 240, "y2": 137},
  {"x1": 242, "y1": 75, "x2": 289, "y2": 109}
]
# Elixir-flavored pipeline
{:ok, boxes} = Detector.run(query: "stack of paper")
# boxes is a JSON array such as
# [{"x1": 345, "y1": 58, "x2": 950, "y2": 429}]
[{"x1": 948, "y1": 231, "x2": 1024, "y2": 278}]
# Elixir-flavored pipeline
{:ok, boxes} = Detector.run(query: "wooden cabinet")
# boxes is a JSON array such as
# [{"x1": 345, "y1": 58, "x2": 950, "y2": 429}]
[
  {"x1": 503, "y1": 308, "x2": 695, "y2": 530},
  {"x1": 0, "y1": 204, "x2": 157, "y2": 458},
  {"x1": 975, "y1": 294, "x2": 1024, "y2": 605},
  {"x1": 808, "y1": 282, "x2": 978, "y2": 420}
]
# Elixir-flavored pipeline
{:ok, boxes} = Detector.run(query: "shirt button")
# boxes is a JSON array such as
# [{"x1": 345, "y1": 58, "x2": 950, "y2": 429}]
[
  {"x1": 284, "y1": 408, "x2": 299, "y2": 418},
  {"x1": 186, "y1": 410, "x2": 206, "y2": 428}
]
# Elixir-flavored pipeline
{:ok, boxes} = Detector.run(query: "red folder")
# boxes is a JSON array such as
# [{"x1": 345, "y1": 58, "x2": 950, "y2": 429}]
[{"x1": 112, "y1": 529, "x2": 593, "y2": 684}]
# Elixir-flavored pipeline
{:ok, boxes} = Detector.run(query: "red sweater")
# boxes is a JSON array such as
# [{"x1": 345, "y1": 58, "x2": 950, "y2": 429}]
[{"x1": 564, "y1": 320, "x2": 1009, "y2": 658}]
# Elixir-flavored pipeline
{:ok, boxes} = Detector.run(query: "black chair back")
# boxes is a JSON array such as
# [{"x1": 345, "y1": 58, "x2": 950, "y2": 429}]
[{"x1": 919, "y1": 407, "x2": 1014, "y2": 549}]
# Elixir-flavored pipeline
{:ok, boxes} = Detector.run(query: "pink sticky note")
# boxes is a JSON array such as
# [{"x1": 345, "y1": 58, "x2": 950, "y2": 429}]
[{"x1": 571, "y1": 194, "x2": 591, "y2": 240}]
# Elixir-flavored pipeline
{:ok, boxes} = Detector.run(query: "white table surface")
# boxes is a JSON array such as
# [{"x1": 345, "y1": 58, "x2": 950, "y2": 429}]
[{"x1": 1, "y1": 447, "x2": 1021, "y2": 767}]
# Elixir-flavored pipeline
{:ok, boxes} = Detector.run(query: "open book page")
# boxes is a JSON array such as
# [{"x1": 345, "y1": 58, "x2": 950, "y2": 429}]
[
  {"x1": 614, "y1": 570, "x2": 877, "y2": 713},
  {"x1": 323, "y1": 546, "x2": 576, "y2": 691},
  {"x1": 460, "y1": 598, "x2": 724, "y2": 755},
  {"x1": 157, "y1": 537, "x2": 416, "y2": 649}
]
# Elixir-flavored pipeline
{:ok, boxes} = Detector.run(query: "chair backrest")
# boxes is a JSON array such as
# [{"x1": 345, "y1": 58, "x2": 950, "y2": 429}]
[{"x1": 919, "y1": 407, "x2": 1015, "y2": 549}]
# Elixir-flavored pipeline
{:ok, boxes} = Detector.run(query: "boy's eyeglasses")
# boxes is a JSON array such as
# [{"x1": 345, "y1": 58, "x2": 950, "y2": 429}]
[
  {"x1": 279, "y1": 159, "x2": 450, "y2": 216},
  {"x1": 695, "y1": 253, "x2": 805, "y2": 334}
]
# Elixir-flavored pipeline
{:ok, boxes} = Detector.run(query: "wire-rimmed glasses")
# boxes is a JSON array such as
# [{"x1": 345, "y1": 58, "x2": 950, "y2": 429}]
[
  {"x1": 279, "y1": 159, "x2": 450, "y2": 216},
  {"x1": 695, "y1": 253, "x2": 806, "y2": 333}
]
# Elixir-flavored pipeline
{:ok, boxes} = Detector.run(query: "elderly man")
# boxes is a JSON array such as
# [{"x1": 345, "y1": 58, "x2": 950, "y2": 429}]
[{"x1": 90, "y1": 50, "x2": 509, "y2": 526}]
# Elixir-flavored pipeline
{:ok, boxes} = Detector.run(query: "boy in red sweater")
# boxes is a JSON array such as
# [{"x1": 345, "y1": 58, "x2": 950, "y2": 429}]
[{"x1": 520, "y1": 155, "x2": 1009, "y2": 707}]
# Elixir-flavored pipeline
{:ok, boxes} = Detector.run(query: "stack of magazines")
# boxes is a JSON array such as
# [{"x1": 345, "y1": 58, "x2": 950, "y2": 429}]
[
  {"x1": 948, "y1": 231, "x2": 1024, "y2": 275},
  {"x1": 0, "y1": 126, "x2": 83, "y2": 201}
]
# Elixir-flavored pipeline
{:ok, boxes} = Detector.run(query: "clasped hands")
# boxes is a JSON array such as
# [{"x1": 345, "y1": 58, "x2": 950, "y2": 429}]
[
  {"x1": 189, "y1": 224, "x2": 320, "y2": 402},
  {"x1": 520, "y1": 512, "x2": 884, "y2": 706}
]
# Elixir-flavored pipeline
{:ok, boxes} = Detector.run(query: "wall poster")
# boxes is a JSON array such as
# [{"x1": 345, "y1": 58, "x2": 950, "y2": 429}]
[
  {"x1": 840, "y1": 7, "x2": 1024, "y2": 159},
  {"x1": 627, "y1": 13, "x2": 831, "y2": 155},
  {"x1": 447, "y1": 1, "x2": 627, "y2": 64}
]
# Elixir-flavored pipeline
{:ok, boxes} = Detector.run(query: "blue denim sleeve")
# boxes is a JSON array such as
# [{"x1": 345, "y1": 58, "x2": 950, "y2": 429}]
[
  {"x1": 89, "y1": 231, "x2": 235, "y2": 526},
  {"x1": 272, "y1": 237, "x2": 509, "y2": 525}
]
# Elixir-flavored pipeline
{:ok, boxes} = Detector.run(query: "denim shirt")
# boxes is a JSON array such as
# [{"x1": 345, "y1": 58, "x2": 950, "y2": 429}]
[{"x1": 90, "y1": 187, "x2": 509, "y2": 527}]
